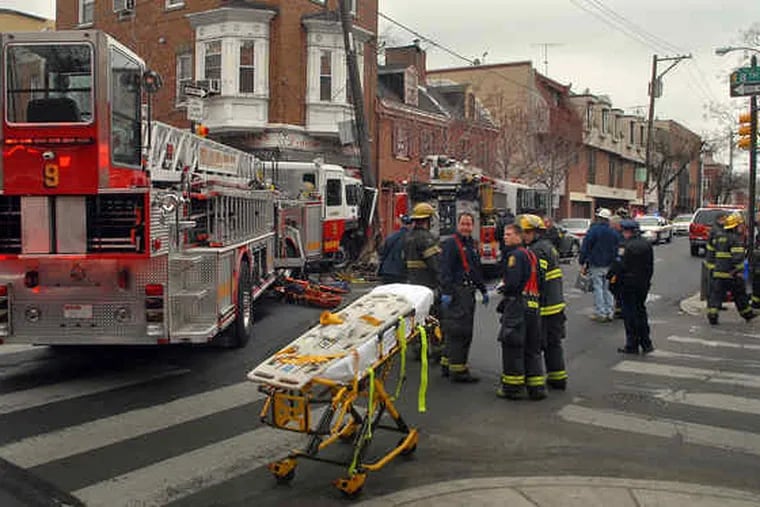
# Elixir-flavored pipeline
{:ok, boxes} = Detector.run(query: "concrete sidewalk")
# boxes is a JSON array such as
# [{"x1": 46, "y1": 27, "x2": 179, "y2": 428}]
[
  {"x1": 680, "y1": 292, "x2": 759, "y2": 325},
  {"x1": 358, "y1": 476, "x2": 760, "y2": 506}
]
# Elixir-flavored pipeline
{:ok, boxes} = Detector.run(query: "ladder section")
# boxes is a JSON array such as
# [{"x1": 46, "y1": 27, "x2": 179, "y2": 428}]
[{"x1": 187, "y1": 189, "x2": 274, "y2": 248}]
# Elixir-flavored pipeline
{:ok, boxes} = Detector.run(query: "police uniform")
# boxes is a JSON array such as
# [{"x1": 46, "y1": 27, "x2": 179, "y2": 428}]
[
  {"x1": 706, "y1": 213, "x2": 754, "y2": 324},
  {"x1": 530, "y1": 232, "x2": 568, "y2": 390},
  {"x1": 439, "y1": 232, "x2": 487, "y2": 383}
]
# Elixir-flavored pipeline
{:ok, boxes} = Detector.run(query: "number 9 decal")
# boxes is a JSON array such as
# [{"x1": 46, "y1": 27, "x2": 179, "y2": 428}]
[{"x1": 43, "y1": 163, "x2": 59, "y2": 188}]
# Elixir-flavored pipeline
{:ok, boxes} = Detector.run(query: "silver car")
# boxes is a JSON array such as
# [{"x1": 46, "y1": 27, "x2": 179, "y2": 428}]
[
  {"x1": 559, "y1": 218, "x2": 592, "y2": 240},
  {"x1": 636, "y1": 215, "x2": 673, "y2": 244},
  {"x1": 671, "y1": 213, "x2": 693, "y2": 236}
]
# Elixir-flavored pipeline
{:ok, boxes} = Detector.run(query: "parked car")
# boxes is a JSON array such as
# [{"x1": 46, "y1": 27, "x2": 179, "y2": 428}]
[
  {"x1": 559, "y1": 218, "x2": 591, "y2": 239},
  {"x1": 671, "y1": 213, "x2": 693, "y2": 236},
  {"x1": 636, "y1": 215, "x2": 673, "y2": 244},
  {"x1": 556, "y1": 225, "x2": 581, "y2": 260},
  {"x1": 689, "y1": 206, "x2": 743, "y2": 257}
]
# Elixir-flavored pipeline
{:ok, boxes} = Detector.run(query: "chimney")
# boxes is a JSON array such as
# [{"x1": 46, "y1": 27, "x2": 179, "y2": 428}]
[{"x1": 385, "y1": 41, "x2": 427, "y2": 85}]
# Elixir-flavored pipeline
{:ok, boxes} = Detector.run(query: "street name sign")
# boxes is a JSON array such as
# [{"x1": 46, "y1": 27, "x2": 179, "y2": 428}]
[
  {"x1": 183, "y1": 84, "x2": 209, "y2": 99},
  {"x1": 730, "y1": 67, "x2": 760, "y2": 97},
  {"x1": 186, "y1": 98, "x2": 204, "y2": 122}
]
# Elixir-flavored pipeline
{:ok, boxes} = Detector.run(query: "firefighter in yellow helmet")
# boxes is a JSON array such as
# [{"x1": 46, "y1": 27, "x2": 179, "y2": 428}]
[
  {"x1": 706, "y1": 212, "x2": 755, "y2": 325},
  {"x1": 403, "y1": 202, "x2": 441, "y2": 290}
]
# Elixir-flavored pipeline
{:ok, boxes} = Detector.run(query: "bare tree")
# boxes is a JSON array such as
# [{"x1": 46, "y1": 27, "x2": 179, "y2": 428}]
[
  {"x1": 650, "y1": 125, "x2": 702, "y2": 214},
  {"x1": 709, "y1": 170, "x2": 749, "y2": 205}
]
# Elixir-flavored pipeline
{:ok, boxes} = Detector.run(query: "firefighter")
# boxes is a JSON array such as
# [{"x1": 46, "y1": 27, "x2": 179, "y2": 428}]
[
  {"x1": 752, "y1": 212, "x2": 760, "y2": 309},
  {"x1": 377, "y1": 215, "x2": 411, "y2": 284},
  {"x1": 531, "y1": 216, "x2": 568, "y2": 390},
  {"x1": 439, "y1": 212, "x2": 489, "y2": 383},
  {"x1": 706, "y1": 212, "x2": 755, "y2": 325},
  {"x1": 403, "y1": 202, "x2": 441, "y2": 290}
]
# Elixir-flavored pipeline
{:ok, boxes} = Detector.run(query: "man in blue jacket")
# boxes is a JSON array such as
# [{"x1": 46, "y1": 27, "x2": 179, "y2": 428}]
[
  {"x1": 377, "y1": 215, "x2": 411, "y2": 284},
  {"x1": 579, "y1": 208, "x2": 619, "y2": 322}
]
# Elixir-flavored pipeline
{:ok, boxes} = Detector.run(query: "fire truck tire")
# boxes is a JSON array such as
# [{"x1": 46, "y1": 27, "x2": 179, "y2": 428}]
[{"x1": 218, "y1": 260, "x2": 254, "y2": 348}]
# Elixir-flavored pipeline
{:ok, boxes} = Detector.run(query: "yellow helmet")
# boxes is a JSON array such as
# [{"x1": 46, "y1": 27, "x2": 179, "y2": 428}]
[
  {"x1": 723, "y1": 212, "x2": 744, "y2": 230},
  {"x1": 518, "y1": 214, "x2": 545, "y2": 231},
  {"x1": 410, "y1": 202, "x2": 435, "y2": 220}
]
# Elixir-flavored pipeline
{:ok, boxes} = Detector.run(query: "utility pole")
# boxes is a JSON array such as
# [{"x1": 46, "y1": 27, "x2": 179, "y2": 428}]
[
  {"x1": 747, "y1": 54, "x2": 758, "y2": 276},
  {"x1": 642, "y1": 53, "x2": 692, "y2": 210},
  {"x1": 728, "y1": 128, "x2": 735, "y2": 204},
  {"x1": 338, "y1": 0, "x2": 374, "y2": 189},
  {"x1": 531, "y1": 42, "x2": 563, "y2": 75}
]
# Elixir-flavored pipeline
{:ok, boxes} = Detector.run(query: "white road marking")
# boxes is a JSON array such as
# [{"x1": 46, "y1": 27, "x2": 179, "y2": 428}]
[
  {"x1": 648, "y1": 349, "x2": 760, "y2": 369},
  {"x1": 668, "y1": 335, "x2": 760, "y2": 352},
  {"x1": 558, "y1": 404, "x2": 760, "y2": 457},
  {"x1": 0, "y1": 367, "x2": 189, "y2": 415},
  {"x1": 0, "y1": 382, "x2": 262, "y2": 468},
  {"x1": 613, "y1": 361, "x2": 760, "y2": 389},
  {"x1": 653, "y1": 390, "x2": 760, "y2": 416},
  {"x1": 0, "y1": 345, "x2": 41, "y2": 356}
]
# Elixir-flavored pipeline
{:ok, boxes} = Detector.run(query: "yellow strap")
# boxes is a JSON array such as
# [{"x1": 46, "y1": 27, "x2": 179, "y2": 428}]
[
  {"x1": 275, "y1": 352, "x2": 347, "y2": 365},
  {"x1": 418, "y1": 325, "x2": 428, "y2": 413},
  {"x1": 393, "y1": 317, "x2": 407, "y2": 400},
  {"x1": 366, "y1": 366, "x2": 375, "y2": 439}
]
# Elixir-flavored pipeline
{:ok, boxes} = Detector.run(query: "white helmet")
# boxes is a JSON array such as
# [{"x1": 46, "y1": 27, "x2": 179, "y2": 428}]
[{"x1": 596, "y1": 207, "x2": 612, "y2": 220}]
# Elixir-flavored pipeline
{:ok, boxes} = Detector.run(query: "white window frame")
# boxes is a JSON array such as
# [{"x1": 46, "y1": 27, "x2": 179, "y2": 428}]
[
  {"x1": 166, "y1": 0, "x2": 185, "y2": 9},
  {"x1": 319, "y1": 50, "x2": 332, "y2": 102},
  {"x1": 79, "y1": 0, "x2": 95, "y2": 26},
  {"x1": 175, "y1": 53, "x2": 192, "y2": 107},
  {"x1": 202, "y1": 40, "x2": 222, "y2": 81},
  {"x1": 350, "y1": 0, "x2": 357, "y2": 16},
  {"x1": 601, "y1": 109, "x2": 609, "y2": 134},
  {"x1": 238, "y1": 39, "x2": 255, "y2": 94}
]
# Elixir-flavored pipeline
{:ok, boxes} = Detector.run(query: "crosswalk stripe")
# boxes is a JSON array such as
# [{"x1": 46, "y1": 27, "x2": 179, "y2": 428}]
[
  {"x1": 613, "y1": 361, "x2": 760, "y2": 389},
  {"x1": 0, "y1": 382, "x2": 262, "y2": 468},
  {"x1": 0, "y1": 367, "x2": 189, "y2": 415},
  {"x1": 653, "y1": 390, "x2": 760, "y2": 416},
  {"x1": 648, "y1": 349, "x2": 760, "y2": 369},
  {"x1": 668, "y1": 335, "x2": 760, "y2": 352},
  {"x1": 558, "y1": 404, "x2": 760, "y2": 457},
  {"x1": 0, "y1": 345, "x2": 40, "y2": 357},
  {"x1": 72, "y1": 425, "x2": 306, "y2": 507}
]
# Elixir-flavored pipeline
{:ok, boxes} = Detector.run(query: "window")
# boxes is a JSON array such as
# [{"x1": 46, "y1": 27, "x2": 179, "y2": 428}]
[
  {"x1": 79, "y1": 0, "x2": 94, "y2": 25},
  {"x1": 608, "y1": 155, "x2": 616, "y2": 186},
  {"x1": 586, "y1": 105, "x2": 593, "y2": 128},
  {"x1": 393, "y1": 123, "x2": 410, "y2": 158},
  {"x1": 239, "y1": 40, "x2": 255, "y2": 93},
  {"x1": 639, "y1": 125, "x2": 645, "y2": 146},
  {"x1": 587, "y1": 148, "x2": 596, "y2": 184},
  {"x1": 6, "y1": 43, "x2": 93, "y2": 124},
  {"x1": 204, "y1": 40, "x2": 222, "y2": 80},
  {"x1": 326, "y1": 179, "x2": 342, "y2": 206},
  {"x1": 601, "y1": 109, "x2": 609, "y2": 133},
  {"x1": 346, "y1": 184, "x2": 361, "y2": 206},
  {"x1": 420, "y1": 129, "x2": 433, "y2": 157},
  {"x1": 175, "y1": 54, "x2": 192, "y2": 105},
  {"x1": 110, "y1": 48, "x2": 142, "y2": 167},
  {"x1": 319, "y1": 51, "x2": 332, "y2": 102},
  {"x1": 166, "y1": 0, "x2": 184, "y2": 8},
  {"x1": 629, "y1": 121, "x2": 635, "y2": 144}
]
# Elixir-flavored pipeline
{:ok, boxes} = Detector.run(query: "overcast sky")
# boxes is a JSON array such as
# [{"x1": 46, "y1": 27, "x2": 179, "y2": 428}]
[{"x1": 6, "y1": 0, "x2": 758, "y2": 165}]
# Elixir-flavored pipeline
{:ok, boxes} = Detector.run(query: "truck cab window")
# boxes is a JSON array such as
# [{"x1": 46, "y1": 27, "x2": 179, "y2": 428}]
[
  {"x1": 110, "y1": 47, "x2": 142, "y2": 167},
  {"x1": 346, "y1": 184, "x2": 361, "y2": 206},
  {"x1": 326, "y1": 179, "x2": 342, "y2": 206},
  {"x1": 5, "y1": 43, "x2": 93, "y2": 124}
]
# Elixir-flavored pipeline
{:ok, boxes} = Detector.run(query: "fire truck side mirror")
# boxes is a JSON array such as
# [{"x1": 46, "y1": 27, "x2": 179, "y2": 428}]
[{"x1": 142, "y1": 70, "x2": 163, "y2": 94}]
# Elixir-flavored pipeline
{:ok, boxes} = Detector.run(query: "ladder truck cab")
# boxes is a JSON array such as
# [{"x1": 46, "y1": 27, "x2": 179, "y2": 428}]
[
  {"x1": 0, "y1": 30, "x2": 298, "y2": 348},
  {"x1": 264, "y1": 160, "x2": 372, "y2": 267}
]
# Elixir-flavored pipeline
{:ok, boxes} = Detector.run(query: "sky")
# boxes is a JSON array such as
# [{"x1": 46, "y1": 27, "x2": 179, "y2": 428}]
[{"x1": 5, "y1": 0, "x2": 758, "y2": 166}]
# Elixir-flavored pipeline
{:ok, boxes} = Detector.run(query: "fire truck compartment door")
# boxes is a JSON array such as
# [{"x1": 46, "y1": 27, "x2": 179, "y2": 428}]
[
  {"x1": 21, "y1": 197, "x2": 51, "y2": 254},
  {"x1": 56, "y1": 197, "x2": 87, "y2": 253}
]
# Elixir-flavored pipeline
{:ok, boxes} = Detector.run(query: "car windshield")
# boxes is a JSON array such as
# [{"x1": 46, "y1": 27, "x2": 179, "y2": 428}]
[
  {"x1": 673, "y1": 215, "x2": 692, "y2": 223},
  {"x1": 694, "y1": 209, "x2": 738, "y2": 225},
  {"x1": 637, "y1": 217, "x2": 659, "y2": 226},
  {"x1": 561, "y1": 219, "x2": 589, "y2": 229}
]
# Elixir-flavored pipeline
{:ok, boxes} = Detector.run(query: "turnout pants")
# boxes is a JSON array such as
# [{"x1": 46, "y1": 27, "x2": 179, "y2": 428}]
[
  {"x1": 441, "y1": 285, "x2": 476, "y2": 374},
  {"x1": 752, "y1": 256, "x2": 760, "y2": 308},
  {"x1": 541, "y1": 312, "x2": 567, "y2": 385},
  {"x1": 708, "y1": 276, "x2": 752, "y2": 322},
  {"x1": 621, "y1": 285, "x2": 652, "y2": 351},
  {"x1": 498, "y1": 297, "x2": 545, "y2": 390}
]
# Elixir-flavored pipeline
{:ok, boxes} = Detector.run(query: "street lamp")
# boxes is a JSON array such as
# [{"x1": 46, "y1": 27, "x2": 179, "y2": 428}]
[{"x1": 716, "y1": 45, "x2": 759, "y2": 286}]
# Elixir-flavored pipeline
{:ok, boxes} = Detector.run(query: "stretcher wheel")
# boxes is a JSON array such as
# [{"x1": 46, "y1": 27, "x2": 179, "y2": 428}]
[
  {"x1": 268, "y1": 458, "x2": 297, "y2": 485},
  {"x1": 398, "y1": 437, "x2": 417, "y2": 457},
  {"x1": 276, "y1": 468, "x2": 296, "y2": 485},
  {"x1": 334, "y1": 472, "x2": 366, "y2": 498}
]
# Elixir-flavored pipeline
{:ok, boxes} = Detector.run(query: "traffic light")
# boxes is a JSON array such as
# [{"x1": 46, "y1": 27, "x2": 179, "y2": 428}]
[
  {"x1": 738, "y1": 111, "x2": 752, "y2": 150},
  {"x1": 195, "y1": 124, "x2": 209, "y2": 137}
]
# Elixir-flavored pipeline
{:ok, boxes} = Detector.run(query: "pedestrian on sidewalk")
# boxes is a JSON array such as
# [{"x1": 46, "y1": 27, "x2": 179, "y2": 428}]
[
  {"x1": 377, "y1": 215, "x2": 411, "y2": 284},
  {"x1": 579, "y1": 208, "x2": 619, "y2": 322},
  {"x1": 609, "y1": 220, "x2": 655, "y2": 354},
  {"x1": 706, "y1": 212, "x2": 756, "y2": 325},
  {"x1": 439, "y1": 212, "x2": 489, "y2": 383}
]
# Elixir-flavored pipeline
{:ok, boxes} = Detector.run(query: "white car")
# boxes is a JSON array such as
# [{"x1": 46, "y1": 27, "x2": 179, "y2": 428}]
[
  {"x1": 671, "y1": 213, "x2": 693, "y2": 236},
  {"x1": 636, "y1": 215, "x2": 673, "y2": 244}
]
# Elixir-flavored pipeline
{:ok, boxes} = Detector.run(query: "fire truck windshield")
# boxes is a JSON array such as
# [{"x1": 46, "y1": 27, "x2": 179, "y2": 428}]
[{"x1": 5, "y1": 43, "x2": 93, "y2": 124}]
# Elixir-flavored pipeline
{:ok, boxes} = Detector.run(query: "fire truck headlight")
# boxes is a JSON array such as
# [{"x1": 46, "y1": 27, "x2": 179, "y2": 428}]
[
  {"x1": 25, "y1": 306, "x2": 41, "y2": 323},
  {"x1": 115, "y1": 307, "x2": 130, "y2": 323}
]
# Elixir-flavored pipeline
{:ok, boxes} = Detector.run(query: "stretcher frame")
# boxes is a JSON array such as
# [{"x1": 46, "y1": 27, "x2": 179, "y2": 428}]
[{"x1": 256, "y1": 309, "x2": 437, "y2": 497}]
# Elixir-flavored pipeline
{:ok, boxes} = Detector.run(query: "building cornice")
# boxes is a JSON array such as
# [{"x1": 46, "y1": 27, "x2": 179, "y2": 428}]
[{"x1": 187, "y1": 7, "x2": 277, "y2": 28}]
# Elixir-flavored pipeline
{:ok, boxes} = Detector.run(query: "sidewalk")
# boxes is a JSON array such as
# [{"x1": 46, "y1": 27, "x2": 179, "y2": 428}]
[
  {"x1": 0, "y1": 457, "x2": 84, "y2": 507},
  {"x1": 358, "y1": 476, "x2": 760, "y2": 506},
  {"x1": 680, "y1": 292, "x2": 757, "y2": 324}
]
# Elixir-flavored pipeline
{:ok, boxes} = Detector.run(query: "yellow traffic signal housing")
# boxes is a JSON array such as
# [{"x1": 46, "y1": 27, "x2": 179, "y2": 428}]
[
  {"x1": 738, "y1": 111, "x2": 753, "y2": 150},
  {"x1": 739, "y1": 124, "x2": 753, "y2": 136},
  {"x1": 739, "y1": 112, "x2": 752, "y2": 123},
  {"x1": 738, "y1": 136, "x2": 752, "y2": 150}
]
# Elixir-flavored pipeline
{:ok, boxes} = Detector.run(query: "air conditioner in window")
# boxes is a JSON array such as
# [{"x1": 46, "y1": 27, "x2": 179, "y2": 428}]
[
  {"x1": 207, "y1": 79, "x2": 221, "y2": 94},
  {"x1": 113, "y1": 0, "x2": 135, "y2": 14}
]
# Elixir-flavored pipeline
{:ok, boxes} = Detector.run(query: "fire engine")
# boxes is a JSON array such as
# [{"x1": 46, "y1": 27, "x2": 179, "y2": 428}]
[
  {"x1": 0, "y1": 30, "x2": 323, "y2": 348},
  {"x1": 403, "y1": 156, "x2": 550, "y2": 269}
]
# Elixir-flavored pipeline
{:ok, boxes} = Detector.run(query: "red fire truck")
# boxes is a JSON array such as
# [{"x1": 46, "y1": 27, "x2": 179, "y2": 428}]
[{"x1": 0, "y1": 30, "x2": 315, "y2": 348}]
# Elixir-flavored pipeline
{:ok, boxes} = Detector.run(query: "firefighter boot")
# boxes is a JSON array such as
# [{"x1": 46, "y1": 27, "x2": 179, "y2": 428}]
[
  {"x1": 527, "y1": 385, "x2": 547, "y2": 401},
  {"x1": 450, "y1": 367, "x2": 480, "y2": 383},
  {"x1": 440, "y1": 357, "x2": 449, "y2": 378},
  {"x1": 547, "y1": 378, "x2": 567, "y2": 391},
  {"x1": 496, "y1": 384, "x2": 525, "y2": 400}
]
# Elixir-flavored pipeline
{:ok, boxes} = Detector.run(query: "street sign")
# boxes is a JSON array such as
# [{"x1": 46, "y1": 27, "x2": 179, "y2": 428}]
[
  {"x1": 186, "y1": 98, "x2": 204, "y2": 122},
  {"x1": 183, "y1": 84, "x2": 208, "y2": 99},
  {"x1": 730, "y1": 67, "x2": 760, "y2": 97}
]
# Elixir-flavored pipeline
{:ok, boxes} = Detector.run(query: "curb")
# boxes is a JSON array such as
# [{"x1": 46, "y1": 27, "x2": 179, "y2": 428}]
[
  {"x1": 357, "y1": 476, "x2": 760, "y2": 506},
  {"x1": 680, "y1": 292, "x2": 704, "y2": 317}
]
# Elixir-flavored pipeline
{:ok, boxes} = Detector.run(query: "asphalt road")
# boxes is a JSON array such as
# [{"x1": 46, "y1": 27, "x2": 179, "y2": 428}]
[{"x1": 2, "y1": 237, "x2": 760, "y2": 506}]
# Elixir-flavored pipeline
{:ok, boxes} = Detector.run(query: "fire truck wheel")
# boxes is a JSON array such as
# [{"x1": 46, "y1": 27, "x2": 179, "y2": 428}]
[{"x1": 218, "y1": 260, "x2": 254, "y2": 348}]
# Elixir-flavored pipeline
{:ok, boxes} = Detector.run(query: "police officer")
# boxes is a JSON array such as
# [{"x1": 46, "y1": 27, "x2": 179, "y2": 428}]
[
  {"x1": 439, "y1": 212, "x2": 489, "y2": 383},
  {"x1": 529, "y1": 216, "x2": 568, "y2": 390},
  {"x1": 403, "y1": 203, "x2": 441, "y2": 290},
  {"x1": 377, "y1": 215, "x2": 411, "y2": 284},
  {"x1": 706, "y1": 212, "x2": 755, "y2": 325}
]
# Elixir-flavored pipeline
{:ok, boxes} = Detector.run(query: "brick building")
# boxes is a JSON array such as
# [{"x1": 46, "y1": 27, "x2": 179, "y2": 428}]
[
  {"x1": 375, "y1": 44, "x2": 497, "y2": 236},
  {"x1": 702, "y1": 151, "x2": 730, "y2": 205},
  {"x1": 56, "y1": 0, "x2": 377, "y2": 171}
]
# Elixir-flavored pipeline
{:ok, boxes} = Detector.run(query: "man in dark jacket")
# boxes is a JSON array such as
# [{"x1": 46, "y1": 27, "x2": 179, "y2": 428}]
[
  {"x1": 579, "y1": 208, "x2": 619, "y2": 321},
  {"x1": 611, "y1": 220, "x2": 654, "y2": 354},
  {"x1": 377, "y1": 215, "x2": 411, "y2": 284}
]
